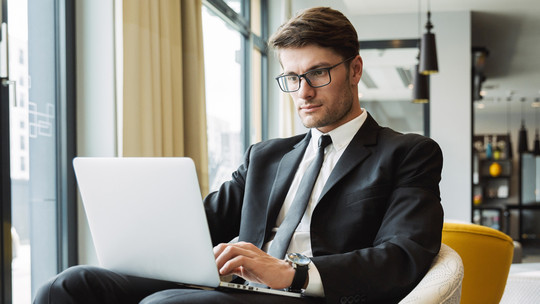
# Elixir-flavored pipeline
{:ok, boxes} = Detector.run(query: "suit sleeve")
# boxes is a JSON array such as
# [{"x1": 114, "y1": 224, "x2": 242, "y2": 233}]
[
  {"x1": 312, "y1": 137, "x2": 444, "y2": 304},
  {"x1": 203, "y1": 146, "x2": 252, "y2": 246}
]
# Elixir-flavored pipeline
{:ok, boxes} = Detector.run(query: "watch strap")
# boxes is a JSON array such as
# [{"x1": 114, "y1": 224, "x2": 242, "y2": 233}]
[{"x1": 289, "y1": 264, "x2": 309, "y2": 293}]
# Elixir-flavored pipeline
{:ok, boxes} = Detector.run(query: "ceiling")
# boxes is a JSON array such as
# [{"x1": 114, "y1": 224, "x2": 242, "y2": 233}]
[{"x1": 340, "y1": 0, "x2": 540, "y2": 113}]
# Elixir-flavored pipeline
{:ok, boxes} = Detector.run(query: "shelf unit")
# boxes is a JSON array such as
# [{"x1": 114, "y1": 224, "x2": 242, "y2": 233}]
[
  {"x1": 472, "y1": 134, "x2": 512, "y2": 231},
  {"x1": 471, "y1": 135, "x2": 540, "y2": 242},
  {"x1": 478, "y1": 159, "x2": 511, "y2": 198}
]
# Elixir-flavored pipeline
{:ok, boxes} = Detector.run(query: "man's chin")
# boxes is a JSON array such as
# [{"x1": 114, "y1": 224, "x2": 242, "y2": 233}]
[
  {"x1": 300, "y1": 118, "x2": 317, "y2": 129},
  {"x1": 299, "y1": 113, "x2": 321, "y2": 128},
  {"x1": 301, "y1": 120, "x2": 325, "y2": 130}
]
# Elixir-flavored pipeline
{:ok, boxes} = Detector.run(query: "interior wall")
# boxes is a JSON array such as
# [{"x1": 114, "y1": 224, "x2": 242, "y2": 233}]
[
  {"x1": 268, "y1": 1, "x2": 473, "y2": 222},
  {"x1": 75, "y1": 0, "x2": 118, "y2": 265},
  {"x1": 429, "y1": 12, "x2": 472, "y2": 221}
]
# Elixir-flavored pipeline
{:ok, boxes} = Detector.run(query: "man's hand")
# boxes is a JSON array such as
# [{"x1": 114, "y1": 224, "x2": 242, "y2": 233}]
[{"x1": 213, "y1": 242, "x2": 295, "y2": 289}]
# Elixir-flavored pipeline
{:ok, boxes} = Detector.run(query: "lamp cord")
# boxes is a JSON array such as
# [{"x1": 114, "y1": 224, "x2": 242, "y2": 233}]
[{"x1": 418, "y1": 0, "x2": 421, "y2": 38}]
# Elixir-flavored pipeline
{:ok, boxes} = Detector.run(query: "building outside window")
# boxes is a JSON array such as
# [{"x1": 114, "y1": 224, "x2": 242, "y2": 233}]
[{"x1": 202, "y1": 0, "x2": 268, "y2": 192}]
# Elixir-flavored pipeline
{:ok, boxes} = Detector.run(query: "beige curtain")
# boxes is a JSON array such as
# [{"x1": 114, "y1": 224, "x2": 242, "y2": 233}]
[
  {"x1": 279, "y1": 93, "x2": 296, "y2": 137},
  {"x1": 123, "y1": 0, "x2": 209, "y2": 195},
  {"x1": 277, "y1": 1, "x2": 296, "y2": 137}
]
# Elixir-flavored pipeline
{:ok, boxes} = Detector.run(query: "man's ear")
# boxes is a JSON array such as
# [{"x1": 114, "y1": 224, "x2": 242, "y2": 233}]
[{"x1": 350, "y1": 55, "x2": 363, "y2": 84}]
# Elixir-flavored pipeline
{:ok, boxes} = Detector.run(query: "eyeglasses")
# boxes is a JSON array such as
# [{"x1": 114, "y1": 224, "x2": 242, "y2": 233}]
[{"x1": 275, "y1": 56, "x2": 356, "y2": 93}]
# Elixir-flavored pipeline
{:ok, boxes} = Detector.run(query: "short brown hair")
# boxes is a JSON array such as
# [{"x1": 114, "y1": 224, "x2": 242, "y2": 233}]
[{"x1": 269, "y1": 7, "x2": 360, "y2": 60}]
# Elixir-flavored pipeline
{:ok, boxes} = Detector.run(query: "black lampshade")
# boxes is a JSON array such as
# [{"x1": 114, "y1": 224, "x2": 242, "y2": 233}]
[
  {"x1": 420, "y1": 11, "x2": 439, "y2": 75},
  {"x1": 412, "y1": 64, "x2": 429, "y2": 103},
  {"x1": 505, "y1": 100, "x2": 513, "y2": 159},
  {"x1": 472, "y1": 48, "x2": 489, "y2": 101},
  {"x1": 518, "y1": 121, "x2": 529, "y2": 153},
  {"x1": 506, "y1": 132, "x2": 514, "y2": 160}
]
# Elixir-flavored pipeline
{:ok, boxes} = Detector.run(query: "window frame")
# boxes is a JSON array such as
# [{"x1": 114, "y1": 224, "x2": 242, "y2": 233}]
[
  {"x1": 55, "y1": 0, "x2": 78, "y2": 271},
  {"x1": 203, "y1": 0, "x2": 269, "y2": 151}
]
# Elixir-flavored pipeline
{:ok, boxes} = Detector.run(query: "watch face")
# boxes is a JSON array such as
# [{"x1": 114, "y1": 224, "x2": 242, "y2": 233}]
[{"x1": 286, "y1": 253, "x2": 311, "y2": 266}]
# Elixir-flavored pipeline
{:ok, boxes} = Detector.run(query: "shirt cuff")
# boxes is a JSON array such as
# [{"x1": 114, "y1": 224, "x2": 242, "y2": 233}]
[{"x1": 303, "y1": 261, "x2": 325, "y2": 297}]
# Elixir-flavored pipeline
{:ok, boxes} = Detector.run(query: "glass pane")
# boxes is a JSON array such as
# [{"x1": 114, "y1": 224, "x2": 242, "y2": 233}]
[
  {"x1": 202, "y1": 6, "x2": 244, "y2": 192},
  {"x1": 224, "y1": 0, "x2": 242, "y2": 15},
  {"x1": 522, "y1": 153, "x2": 536, "y2": 204},
  {"x1": 9, "y1": 0, "x2": 59, "y2": 302},
  {"x1": 9, "y1": 1, "x2": 31, "y2": 302},
  {"x1": 536, "y1": 156, "x2": 540, "y2": 202},
  {"x1": 359, "y1": 47, "x2": 424, "y2": 135}
]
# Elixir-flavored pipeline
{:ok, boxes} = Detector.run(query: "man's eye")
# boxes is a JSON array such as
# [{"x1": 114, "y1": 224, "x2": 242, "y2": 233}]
[
  {"x1": 286, "y1": 76, "x2": 299, "y2": 82},
  {"x1": 308, "y1": 69, "x2": 326, "y2": 77}
]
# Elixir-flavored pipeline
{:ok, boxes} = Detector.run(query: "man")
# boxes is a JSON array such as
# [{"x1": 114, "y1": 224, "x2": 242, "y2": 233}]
[{"x1": 35, "y1": 6, "x2": 443, "y2": 304}]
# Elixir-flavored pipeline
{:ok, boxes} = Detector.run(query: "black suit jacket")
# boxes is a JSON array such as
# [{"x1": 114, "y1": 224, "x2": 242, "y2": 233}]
[{"x1": 203, "y1": 114, "x2": 444, "y2": 304}]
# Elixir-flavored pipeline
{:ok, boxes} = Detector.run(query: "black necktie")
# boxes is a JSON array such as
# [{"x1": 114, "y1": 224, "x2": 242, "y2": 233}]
[{"x1": 268, "y1": 135, "x2": 332, "y2": 259}]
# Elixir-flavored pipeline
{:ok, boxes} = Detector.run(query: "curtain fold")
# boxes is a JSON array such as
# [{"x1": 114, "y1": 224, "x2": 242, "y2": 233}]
[
  {"x1": 123, "y1": 0, "x2": 209, "y2": 195},
  {"x1": 279, "y1": 93, "x2": 296, "y2": 137},
  {"x1": 278, "y1": 1, "x2": 296, "y2": 137}
]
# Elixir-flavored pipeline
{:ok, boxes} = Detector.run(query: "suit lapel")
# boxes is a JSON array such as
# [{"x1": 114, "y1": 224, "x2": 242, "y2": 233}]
[
  {"x1": 257, "y1": 133, "x2": 311, "y2": 247},
  {"x1": 319, "y1": 114, "x2": 380, "y2": 201},
  {"x1": 252, "y1": 114, "x2": 381, "y2": 246}
]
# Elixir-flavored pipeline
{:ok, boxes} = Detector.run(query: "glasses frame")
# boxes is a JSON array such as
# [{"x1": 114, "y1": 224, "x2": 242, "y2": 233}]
[{"x1": 275, "y1": 56, "x2": 356, "y2": 93}]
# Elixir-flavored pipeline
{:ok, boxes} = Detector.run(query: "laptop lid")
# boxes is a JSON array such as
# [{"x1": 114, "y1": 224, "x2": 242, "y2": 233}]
[{"x1": 73, "y1": 157, "x2": 221, "y2": 288}]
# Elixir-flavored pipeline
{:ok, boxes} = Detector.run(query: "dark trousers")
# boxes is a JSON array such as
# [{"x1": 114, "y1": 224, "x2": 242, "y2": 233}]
[{"x1": 33, "y1": 265, "x2": 325, "y2": 304}]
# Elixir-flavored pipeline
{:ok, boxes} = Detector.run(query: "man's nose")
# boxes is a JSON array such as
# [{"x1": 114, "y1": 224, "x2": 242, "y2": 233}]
[{"x1": 296, "y1": 78, "x2": 315, "y2": 100}]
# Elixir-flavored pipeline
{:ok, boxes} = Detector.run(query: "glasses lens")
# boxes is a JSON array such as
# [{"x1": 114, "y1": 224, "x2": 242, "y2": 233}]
[
  {"x1": 278, "y1": 75, "x2": 300, "y2": 92},
  {"x1": 305, "y1": 69, "x2": 330, "y2": 87}
]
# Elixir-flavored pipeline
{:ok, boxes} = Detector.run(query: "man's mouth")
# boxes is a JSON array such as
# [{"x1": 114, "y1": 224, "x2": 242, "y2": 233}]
[{"x1": 299, "y1": 104, "x2": 322, "y2": 113}]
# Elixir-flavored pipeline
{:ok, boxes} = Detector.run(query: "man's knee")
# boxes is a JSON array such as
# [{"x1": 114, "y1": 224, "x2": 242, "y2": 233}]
[{"x1": 33, "y1": 265, "x2": 108, "y2": 304}]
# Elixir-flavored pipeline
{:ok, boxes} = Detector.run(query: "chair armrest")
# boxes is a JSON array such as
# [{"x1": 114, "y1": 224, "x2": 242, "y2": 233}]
[{"x1": 399, "y1": 244, "x2": 464, "y2": 304}]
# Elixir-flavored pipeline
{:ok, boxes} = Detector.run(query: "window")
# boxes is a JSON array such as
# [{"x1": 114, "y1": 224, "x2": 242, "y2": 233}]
[
  {"x1": 18, "y1": 48, "x2": 24, "y2": 65},
  {"x1": 202, "y1": 0, "x2": 268, "y2": 191},
  {"x1": 358, "y1": 40, "x2": 427, "y2": 136},
  {"x1": 1, "y1": 0, "x2": 77, "y2": 303}
]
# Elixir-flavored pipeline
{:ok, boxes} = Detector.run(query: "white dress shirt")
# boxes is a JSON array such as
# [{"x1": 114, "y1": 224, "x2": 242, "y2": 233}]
[{"x1": 263, "y1": 110, "x2": 367, "y2": 296}]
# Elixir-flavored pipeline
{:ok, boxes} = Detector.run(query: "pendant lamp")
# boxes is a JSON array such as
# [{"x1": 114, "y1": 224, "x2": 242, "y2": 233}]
[
  {"x1": 534, "y1": 130, "x2": 540, "y2": 155},
  {"x1": 506, "y1": 99, "x2": 514, "y2": 159},
  {"x1": 420, "y1": 1, "x2": 439, "y2": 75},
  {"x1": 472, "y1": 48, "x2": 489, "y2": 101},
  {"x1": 412, "y1": 64, "x2": 429, "y2": 103},
  {"x1": 412, "y1": 53, "x2": 429, "y2": 103},
  {"x1": 412, "y1": 0, "x2": 429, "y2": 103},
  {"x1": 518, "y1": 98, "x2": 529, "y2": 153},
  {"x1": 519, "y1": 122, "x2": 530, "y2": 153}
]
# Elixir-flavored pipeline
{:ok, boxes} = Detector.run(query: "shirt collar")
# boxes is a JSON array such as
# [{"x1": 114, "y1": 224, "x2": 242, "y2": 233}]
[{"x1": 310, "y1": 109, "x2": 368, "y2": 152}]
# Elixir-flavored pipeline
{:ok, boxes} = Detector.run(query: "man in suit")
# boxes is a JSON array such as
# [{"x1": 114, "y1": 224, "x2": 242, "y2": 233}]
[{"x1": 34, "y1": 6, "x2": 443, "y2": 304}]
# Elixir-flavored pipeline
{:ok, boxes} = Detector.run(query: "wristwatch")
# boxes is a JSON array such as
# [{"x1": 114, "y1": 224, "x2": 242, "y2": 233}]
[{"x1": 285, "y1": 252, "x2": 311, "y2": 293}]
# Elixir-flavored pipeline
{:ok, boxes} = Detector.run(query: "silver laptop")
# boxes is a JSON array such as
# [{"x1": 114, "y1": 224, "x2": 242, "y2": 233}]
[{"x1": 73, "y1": 157, "x2": 301, "y2": 298}]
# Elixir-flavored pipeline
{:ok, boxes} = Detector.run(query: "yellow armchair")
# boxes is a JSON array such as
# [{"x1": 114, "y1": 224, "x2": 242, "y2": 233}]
[{"x1": 442, "y1": 222, "x2": 514, "y2": 304}]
